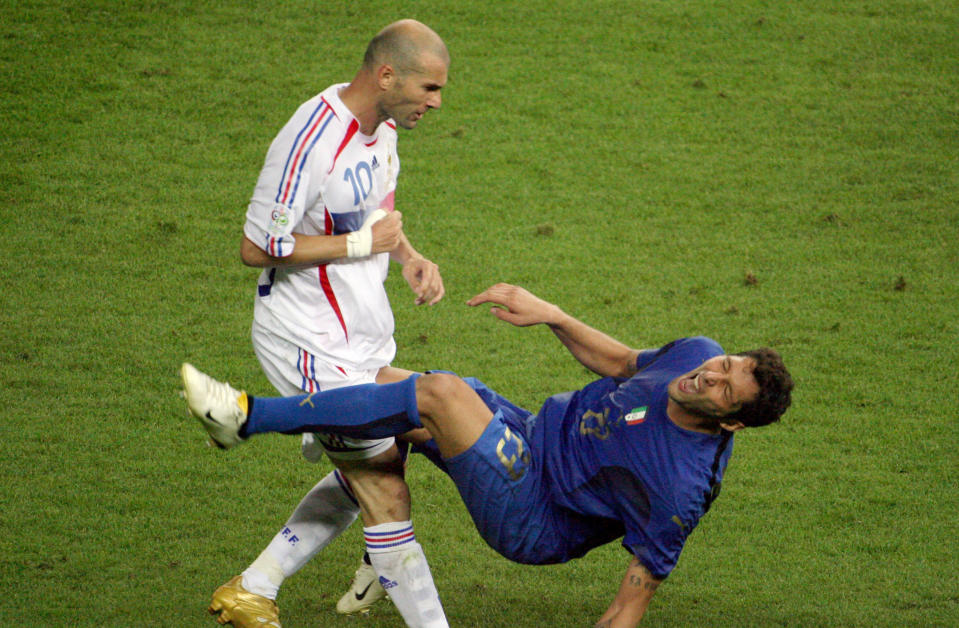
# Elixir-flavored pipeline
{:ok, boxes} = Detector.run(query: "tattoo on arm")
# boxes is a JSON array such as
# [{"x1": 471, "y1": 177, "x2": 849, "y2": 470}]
[
  {"x1": 628, "y1": 558, "x2": 661, "y2": 592},
  {"x1": 627, "y1": 574, "x2": 660, "y2": 591}
]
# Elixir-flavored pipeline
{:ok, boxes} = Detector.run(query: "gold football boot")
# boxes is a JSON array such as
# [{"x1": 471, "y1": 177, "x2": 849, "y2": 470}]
[{"x1": 208, "y1": 575, "x2": 281, "y2": 627}]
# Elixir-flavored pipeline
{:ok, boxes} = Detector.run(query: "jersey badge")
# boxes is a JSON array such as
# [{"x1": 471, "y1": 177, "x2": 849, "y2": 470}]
[
  {"x1": 268, "y1": 204, "x2": 291, "y2": 235},
  {"x1": 580, "y1": 408, "x2": 614, "y2": 440},
  {"x1": 625, "y1": 406, "x2": 648, "y2": 425}
]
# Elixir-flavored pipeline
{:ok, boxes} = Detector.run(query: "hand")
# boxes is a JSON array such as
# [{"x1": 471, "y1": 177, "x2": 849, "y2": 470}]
[
  {"x1": 402, "y1": 256, "x2": 445, "y2": 305},
  {"x1": 370, "y1": 211, "x2": 403, "y2": 254},
  {"x1": 467, "y1": 283, "x2": 560, "y2": 327}
]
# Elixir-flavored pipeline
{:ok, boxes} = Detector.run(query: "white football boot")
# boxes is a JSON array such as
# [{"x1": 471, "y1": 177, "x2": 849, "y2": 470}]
[
  {"x1": 181, "y1": 363, "x2": 248, "y2": 449},
  {"x1": 336, "y1": 559, "x2": 387, "y2": 614}
]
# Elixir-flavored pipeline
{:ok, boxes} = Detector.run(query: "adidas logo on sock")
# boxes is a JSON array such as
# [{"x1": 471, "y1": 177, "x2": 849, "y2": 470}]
[{"x1": 378, "y1": 575, "x2": 398, "y2": 590}]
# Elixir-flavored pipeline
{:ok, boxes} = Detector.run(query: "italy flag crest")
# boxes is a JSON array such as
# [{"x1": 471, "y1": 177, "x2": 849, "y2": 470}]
[{"x1": 625, "y1": 406, "x2": 648, "y2": 425}]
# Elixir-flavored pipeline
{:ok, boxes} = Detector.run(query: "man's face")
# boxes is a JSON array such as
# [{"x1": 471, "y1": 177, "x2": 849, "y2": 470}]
[
  {"x1": 381, "y1": 53, "x2": 447, "y2": 129},
  {"x1": 668, "y1": 355, "x2": 760, "y2": 419}
]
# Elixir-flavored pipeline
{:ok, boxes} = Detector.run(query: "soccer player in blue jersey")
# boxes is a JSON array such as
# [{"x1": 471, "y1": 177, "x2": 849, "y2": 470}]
[{"x1": 183, "y1": 283, "x2": 794, "y2": 626}]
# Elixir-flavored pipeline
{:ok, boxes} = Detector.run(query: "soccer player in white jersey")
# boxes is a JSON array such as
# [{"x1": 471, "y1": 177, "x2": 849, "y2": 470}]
[{"x1": 203, "y1": 20, "x2": 450, "y2": 628}]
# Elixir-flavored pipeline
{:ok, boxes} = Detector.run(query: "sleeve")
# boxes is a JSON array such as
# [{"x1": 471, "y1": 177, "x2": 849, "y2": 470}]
[
  {"x1": 634, "y1": 340, "x2": 679, "y2": 372},
  {"x1": 623, "y1": 484, "x2": 702, "y2": 578},
  {"x1": 635, "y1": 337, "x2": 725, "y2": 373},
  {"x1": 244, "y1": 99, "x2": 331, "y2": 257},
  {"x1": 622, "y1": 508, "x2": 691, "y2": 579}
]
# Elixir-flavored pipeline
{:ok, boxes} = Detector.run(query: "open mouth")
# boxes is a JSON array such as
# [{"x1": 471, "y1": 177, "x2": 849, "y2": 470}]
[{"x1": 680, "y1": 373, "x2": 701, "y2": 394}]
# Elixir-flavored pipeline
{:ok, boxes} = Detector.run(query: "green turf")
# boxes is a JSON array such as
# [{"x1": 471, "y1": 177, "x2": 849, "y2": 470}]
[{"x1": 1, "y1": 0, "x2": 957, "y2": 625}]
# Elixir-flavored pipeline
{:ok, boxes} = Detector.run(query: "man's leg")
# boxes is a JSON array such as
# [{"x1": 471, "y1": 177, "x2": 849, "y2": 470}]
[
  {"x1": 241, "y1": 377, "x2": 423, "y2": 440},
  {"x1": 184, "y1": 361, "x2": 449, "y2": 627},
  {"x1": 208, "y1": 468, "x2": 360, "y2": 627},
  {"x1": 183, "y1": 366, "x2": 494, "y2": 461},
  {"x1": 238, "y1": 469, "x2": 359, "y2": 600},
  {"x1": 186, "y1": 366, "x2": 548, "y2": 603},
  {"x1": 199, "y1": 326, "x2": 374, "y2": 626},
  {"x1": 204, "y1": 441, "x2": 366, "y2": 625},
  {"x1": 335, "y1": 454, "x2": 448, "y2": 628},
  {"x1": 334, "y1": 366, "x2": 447, "y2": 625},
  {"x1": 332, "y1": 366, "x2": 438, "y2": 614},
  {"x1": 246, "y1": 374, "x2": 492, "y2": 459}
]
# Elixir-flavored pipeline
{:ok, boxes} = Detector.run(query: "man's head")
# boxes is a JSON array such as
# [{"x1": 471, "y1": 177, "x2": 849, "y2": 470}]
[
  {"x1": 363, "y1": 19, "x2": 449, "y2": 129},
  {"x1": 726, "y1": 348, "x2": 793, "y2": 427},
  {"x1": 668, "y1": 348, "x2": 793, "y2": 430}
]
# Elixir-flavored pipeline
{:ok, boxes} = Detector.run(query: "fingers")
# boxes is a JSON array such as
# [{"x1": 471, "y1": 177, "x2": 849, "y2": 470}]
[
  {"x1": 466, "y1": 283, "x2": 550, "y2": 327},
  {"x1": 466, "y1": 283, "x2": 515, "y2": 307},
  {"x1": 415, "y1": 286, "x2": 444, "y2": 306},
  {"x1": 376, "y1": 212, "x2": 402, "y2": 234},
  {"x1": 417, "y1": 272, "x2": 445, "y2": 305},
  {"x1": 405, "y1": 258, "x2": 445, "y2": 306},
  {"x1": 370, "y1": 212, "x2": 403, "y2": 253},
  {"x1": 489, "y1": 305, "x2": 518, "y2": 324}
]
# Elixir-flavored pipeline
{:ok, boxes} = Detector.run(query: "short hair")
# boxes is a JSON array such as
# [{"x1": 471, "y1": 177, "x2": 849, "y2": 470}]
[
  {"x1": 729, "y1": 348, "x2": 793, "y2": 427},
  {"x1": 362, "y1": 20, "x2": 448, "y2": 76}
]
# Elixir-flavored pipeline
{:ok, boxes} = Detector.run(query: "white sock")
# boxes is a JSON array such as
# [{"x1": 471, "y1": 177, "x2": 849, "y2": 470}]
[
  {"x1": 365, "y1": 521, "x2": 448, "y2": 628},
  {"x1": 242, "y1": 470, "x2": 359, "y2": 599}
]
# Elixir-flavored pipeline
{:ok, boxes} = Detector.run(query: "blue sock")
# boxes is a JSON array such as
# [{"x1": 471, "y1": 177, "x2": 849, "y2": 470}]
[{"x1": 241, "y1": 375, "x2": 421, "y2": 439}]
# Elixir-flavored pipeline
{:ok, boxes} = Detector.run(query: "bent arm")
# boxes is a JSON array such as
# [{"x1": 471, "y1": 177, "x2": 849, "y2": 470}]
[
  {"x1": 467, "y1": 283, "x2": 639, "y2": 378},
  {"x1": 594, "y1": 558, "x2": 662, "y2": 627},
  {"x1": 240, "y1": 211, "x2": 404, "y2": 269},
  {"x1": 240, "y1": 234, "x2": 346, "y2": 268}
]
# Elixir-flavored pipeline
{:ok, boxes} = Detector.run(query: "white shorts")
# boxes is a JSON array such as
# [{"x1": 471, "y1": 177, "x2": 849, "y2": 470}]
[{"x1": 251, "y1": 319, "x2": 396, "y2": 462}]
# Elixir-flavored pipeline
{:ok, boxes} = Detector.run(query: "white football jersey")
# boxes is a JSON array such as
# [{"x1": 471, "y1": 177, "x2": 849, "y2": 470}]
[{"x1": 244, "y1": 84, "x2": 401, "y2": 371}]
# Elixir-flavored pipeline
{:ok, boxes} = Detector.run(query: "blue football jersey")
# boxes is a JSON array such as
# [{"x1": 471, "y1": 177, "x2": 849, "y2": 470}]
[{"x1": 529, "y1": 336, "x2": 733, "y2": 577}]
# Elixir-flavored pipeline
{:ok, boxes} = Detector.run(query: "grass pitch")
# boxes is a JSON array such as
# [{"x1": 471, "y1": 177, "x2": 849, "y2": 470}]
[{"x1": 1, "y1": 1, "x2": 957, "y2": 626}]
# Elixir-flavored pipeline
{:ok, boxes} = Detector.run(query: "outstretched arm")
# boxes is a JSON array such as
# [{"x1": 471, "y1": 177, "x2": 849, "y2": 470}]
[
  {"x1": 467, "y1": 283, "x2": 640, "y2": 379},
  {"x1": 594, "y1": 558, "x2": 662, "y2": 627}
]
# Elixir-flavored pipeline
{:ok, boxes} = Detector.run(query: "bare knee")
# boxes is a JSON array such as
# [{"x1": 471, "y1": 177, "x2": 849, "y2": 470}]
[
  {"x1": 415, "y1": 372, "x2": 472, "y2": 417},
  {"x1": 413, "y1": 373, "x2": 494, "y2": 459}
]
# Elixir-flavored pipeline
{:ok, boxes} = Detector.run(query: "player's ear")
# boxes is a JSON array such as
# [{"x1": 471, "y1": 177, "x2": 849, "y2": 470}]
[
  {"x1": 376, "y1": 63, "x2": 396, "y2": 90},
  {"x1": 719, "y1": 420, "x2": 745, "y2": 432}
]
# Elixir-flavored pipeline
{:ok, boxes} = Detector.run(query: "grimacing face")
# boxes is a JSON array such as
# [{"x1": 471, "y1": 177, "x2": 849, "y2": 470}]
[
  {"x1": 382, "y1": 52, "x2": 447, "y2": 129},
  {"x1": 667, "y1": 355, "x2": 760, "y2": 419}
]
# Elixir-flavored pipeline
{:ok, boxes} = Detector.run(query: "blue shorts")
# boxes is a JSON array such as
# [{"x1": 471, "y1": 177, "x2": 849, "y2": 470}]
[{"x1": 442, "y1": 377, "x2": 569, "y2": 565}]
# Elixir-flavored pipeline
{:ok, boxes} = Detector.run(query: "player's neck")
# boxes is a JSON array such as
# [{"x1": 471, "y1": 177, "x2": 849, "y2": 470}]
[
  {"x1": 339, "y1": 80, "x2": 383, "y2": 136},
  {"x1": 665, "y1": 399, "x2": 722, "y2": 435}
]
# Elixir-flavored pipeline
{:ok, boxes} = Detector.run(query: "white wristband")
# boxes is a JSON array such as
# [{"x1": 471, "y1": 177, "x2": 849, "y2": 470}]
[{"x1": 346, "y1": 228, "x2": 373, "y2": 258}]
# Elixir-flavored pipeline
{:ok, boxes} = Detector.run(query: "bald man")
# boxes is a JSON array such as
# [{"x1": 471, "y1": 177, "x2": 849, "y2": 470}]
[{"x1": 204, "y1": 20, "x2": 450, "y2": 628}]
